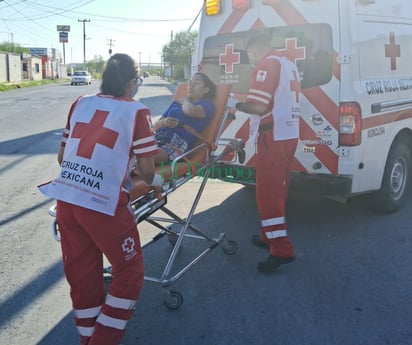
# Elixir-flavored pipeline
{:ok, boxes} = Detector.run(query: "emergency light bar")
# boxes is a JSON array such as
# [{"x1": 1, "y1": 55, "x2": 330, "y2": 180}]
[{"x1": 205, "y1": 0, "x2": 221, "y2": 16}]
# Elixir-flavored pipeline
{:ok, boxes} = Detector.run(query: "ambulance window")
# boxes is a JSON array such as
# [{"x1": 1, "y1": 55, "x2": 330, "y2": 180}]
[{"x1": 201, "y1": 24, "x2": 333, "y2": 93}]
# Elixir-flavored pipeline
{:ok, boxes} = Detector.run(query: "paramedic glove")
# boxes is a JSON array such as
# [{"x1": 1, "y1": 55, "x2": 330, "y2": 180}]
[
  {"x1": 151, "y1": 173, "x2": 164, "y2": 187},
  {"x1": 226, "y1": 97, "x2": 240, "y2": 109}
]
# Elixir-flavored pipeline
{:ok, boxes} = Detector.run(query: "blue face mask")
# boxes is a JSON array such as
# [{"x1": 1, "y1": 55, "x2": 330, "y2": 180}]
[
  {"x1": 130, "y1": 82, "x2": 138, "y2": 99},
  {"x1": 130, "y1": 86, "x2": 139, "y2": 98}
]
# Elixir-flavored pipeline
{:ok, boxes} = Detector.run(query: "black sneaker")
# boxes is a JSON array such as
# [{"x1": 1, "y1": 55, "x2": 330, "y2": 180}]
[
  {"x1": 257, "y1": 255, "x2": 296, "y2": 273},
  {"x1": 251, "y1": 234, "x2": 269, "y2": 249}
]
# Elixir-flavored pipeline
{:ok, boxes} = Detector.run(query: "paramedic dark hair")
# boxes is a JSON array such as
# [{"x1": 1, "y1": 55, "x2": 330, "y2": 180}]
[
  {"x1": 100, "y1": 53, "x2": 137, "y2": 97},
  {"x1": 193, "y1": 72, "x2": 216, "y2": 100}
]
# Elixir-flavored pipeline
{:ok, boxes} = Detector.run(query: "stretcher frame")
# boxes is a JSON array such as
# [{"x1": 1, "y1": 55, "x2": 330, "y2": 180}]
[{"x1": 49, "y1": 82, "x2": 245, "y2": 309}]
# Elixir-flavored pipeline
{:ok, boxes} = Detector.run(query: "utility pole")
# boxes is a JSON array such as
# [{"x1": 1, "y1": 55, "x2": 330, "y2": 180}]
[
  {"x1": 107, "y1": 38, "x2": 115, "y2": 56},
  {"x1": 78, "y1": 19, "x2": 90, "y2": 70},
  {"x1": 138, "y1": 51, "x2": 142, "y2": 73}
]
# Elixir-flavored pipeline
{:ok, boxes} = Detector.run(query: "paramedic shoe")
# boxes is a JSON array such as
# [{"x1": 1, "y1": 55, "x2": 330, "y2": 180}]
[
  {"x1": 257, "y1": 255, "x2": 295, "y2": 273},
  {"x1": 251, "y1": 235, "x2": 269, "y2": 249}
]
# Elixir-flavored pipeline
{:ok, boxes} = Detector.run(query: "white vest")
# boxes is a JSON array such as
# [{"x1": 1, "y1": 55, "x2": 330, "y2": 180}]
[
  {"x1": 268, "y1": 55, "x2": 300, "y2": 141},
  {"x1": 39, "y1": 95, "x2": 147, "y2": 216}
]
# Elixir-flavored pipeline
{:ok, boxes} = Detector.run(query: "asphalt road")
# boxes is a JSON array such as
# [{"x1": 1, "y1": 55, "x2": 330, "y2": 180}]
[{"x1": 0, "y1": 76, "x2": 411, "y2": 345}]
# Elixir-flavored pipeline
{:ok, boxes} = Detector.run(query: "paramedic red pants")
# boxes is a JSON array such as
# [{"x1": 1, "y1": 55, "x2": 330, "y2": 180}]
[
  {"x1": 256, "y1": 131, "x2": 297, "y2": 258},
  {"x1": 57, "y1": 192, "x2": 144, "y2": 345}
]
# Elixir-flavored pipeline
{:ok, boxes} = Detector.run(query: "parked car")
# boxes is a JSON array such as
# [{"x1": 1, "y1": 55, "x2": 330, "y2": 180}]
[{"x1": 71, "y1": 71, "x2": 92, "y2": 85}]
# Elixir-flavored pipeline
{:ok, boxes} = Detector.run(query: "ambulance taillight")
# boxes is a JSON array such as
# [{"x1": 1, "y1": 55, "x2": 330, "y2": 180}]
[
  {"x1": 205, "y1": 0, "x2": 221, "y2": 16},
  {"x1": 232, "y1": 0, "x2": 251, "y2": 10},
  {"x1": 339, "y1": 102, "x2": 362, "y2": 146}
]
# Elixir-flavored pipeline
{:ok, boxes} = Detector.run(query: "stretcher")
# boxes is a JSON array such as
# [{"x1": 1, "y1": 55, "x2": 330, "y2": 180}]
[{"x1": 48, "y1": 82, "x2": 245, "y2": 309}]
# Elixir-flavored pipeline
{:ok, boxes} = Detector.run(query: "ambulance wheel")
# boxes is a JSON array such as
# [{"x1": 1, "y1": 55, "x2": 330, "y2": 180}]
[
  {"x1": 371, "y1": 142, "x2": 411, "y2": 213},
  {"x1": 223, "y1": 240, "x2": 238, "y2": 255},
  {"x1": 163, "y1": 290, "x2": 183, "y2": 309}
]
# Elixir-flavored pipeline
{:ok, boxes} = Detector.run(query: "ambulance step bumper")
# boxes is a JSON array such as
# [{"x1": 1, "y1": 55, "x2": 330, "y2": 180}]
[{"x1": 290, "y1": 172, "x2": 352, "y2": 196}]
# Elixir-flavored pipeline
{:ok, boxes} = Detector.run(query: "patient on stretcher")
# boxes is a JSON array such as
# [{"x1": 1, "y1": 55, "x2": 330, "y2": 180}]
[
  {"x1": 128, "y1": 75, "x2": 231, "y2": 201},
  {"x1": 151, "y1": 72, "x2": 216, "y2": 164}
]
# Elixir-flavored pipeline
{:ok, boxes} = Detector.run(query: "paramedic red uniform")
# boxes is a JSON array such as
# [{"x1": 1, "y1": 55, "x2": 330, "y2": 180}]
[
  {"x1": 247, "y1": 51, "x2": 300, "y2": 258},
  {"x1": 39, "y1": 94, "x2": 158, "y2": 345}
]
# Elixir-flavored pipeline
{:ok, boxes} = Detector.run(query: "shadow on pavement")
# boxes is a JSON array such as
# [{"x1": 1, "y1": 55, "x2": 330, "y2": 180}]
[
  {"x1": 30, "y1": 186, "x2": 412, "y2": 345},
  {"x1": 0, "y1": 129, "x2": 62, "y2": 156}
]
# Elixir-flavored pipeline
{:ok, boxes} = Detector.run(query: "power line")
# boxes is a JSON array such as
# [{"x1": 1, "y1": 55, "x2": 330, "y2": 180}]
[{"x1": 188, "y1": 5, "x2": 203, "y2": 32}]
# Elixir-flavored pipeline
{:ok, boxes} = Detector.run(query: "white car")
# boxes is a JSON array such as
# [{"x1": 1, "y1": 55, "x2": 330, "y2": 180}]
[{"x1": 71, "y1": 71, "x2": 92, "y2": 85}]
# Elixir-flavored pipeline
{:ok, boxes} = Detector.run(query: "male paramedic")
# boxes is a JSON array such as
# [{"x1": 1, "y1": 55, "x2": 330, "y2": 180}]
[
  {"x1": 228, "y1": 34, "x2": 301, "y2": 273},
  {"x1": 38, "y1": 53, "x2": 160, "y2": 344}
]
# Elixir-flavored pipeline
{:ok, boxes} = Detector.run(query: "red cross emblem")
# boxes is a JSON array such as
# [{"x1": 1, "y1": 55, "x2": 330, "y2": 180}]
[
  {"x1": 385, "y1": 32, "x2": 400, "y2": 71},
  {"x1": 122, "y1": 237, "x2": 135, "y2": 254},
  {"x1": 219, "y1": 44, "x2": 240, "y2": 74},
  {"x1": 71, "y1": 110, "x2": 119, "y2": 159},
  {"x1": 277, "y1": 38, "x2": 306, "y2": 64},
  {"x1": 290, "y1": 70, "x2": 301, "y2": 103}
]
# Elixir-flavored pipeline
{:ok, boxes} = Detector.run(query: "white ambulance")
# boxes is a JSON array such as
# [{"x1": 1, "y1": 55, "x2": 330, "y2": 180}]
[{"x1": 193, "y1": 0, "x2": 412, "y2": 212}]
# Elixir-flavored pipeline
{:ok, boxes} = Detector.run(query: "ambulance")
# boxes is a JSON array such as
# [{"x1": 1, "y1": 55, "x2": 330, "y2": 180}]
[{"x1": 193, "y1": 0, "x2": 412, "y2": 212}]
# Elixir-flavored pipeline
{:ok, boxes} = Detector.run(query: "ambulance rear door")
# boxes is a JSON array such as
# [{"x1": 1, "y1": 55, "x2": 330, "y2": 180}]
[{"x1": 198, "y1": 0, "x2": 342, "y2": 176}]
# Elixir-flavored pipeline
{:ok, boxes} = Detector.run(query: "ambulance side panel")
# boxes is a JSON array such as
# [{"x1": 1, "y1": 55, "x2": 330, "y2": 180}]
[{"x1": 350, "y1": 1, "x2": 412, "y2": 194}]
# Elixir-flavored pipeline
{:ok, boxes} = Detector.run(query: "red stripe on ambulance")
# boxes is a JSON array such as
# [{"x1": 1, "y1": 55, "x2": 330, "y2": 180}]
[
  {"x1": 363, "y1": 109, "x2": 412, "y2": 130},
  {"x1": 300, "y1": 120, "x2": 338, "y2": 173},
  {"x1": 302, "y1": 88, "x2": 339, "y2": 130},
  {"x1": 218, "y1": 9, "x2": 248, "y2": 34}
]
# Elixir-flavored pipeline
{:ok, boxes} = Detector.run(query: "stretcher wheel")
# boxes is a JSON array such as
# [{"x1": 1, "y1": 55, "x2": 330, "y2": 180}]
[
  {"x1": 51, "y1": 219, "x2": 61, "y2": 242},
  {"x1": 163, "y1": 290, "x2": 183, "y2": 309},
  {"x1": 104, "y1": 275, "x2": 112, "y2": 284},
  {"x1": 103, "y1": 266, "x2": 113, "y2": 290},
  {"x1": 223, "y1": 240, "x2": 238, "y2": 255},
  {"x1": 237, "y1": 148, "x2": 246, "y2": 164}
]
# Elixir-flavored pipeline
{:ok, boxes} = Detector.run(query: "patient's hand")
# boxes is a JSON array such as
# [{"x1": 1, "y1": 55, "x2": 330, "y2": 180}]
[{"x1": 177, "y1": 96, "x2": 190, "y2": 104}]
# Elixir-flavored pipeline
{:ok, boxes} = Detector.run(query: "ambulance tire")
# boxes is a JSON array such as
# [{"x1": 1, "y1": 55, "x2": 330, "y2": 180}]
[{"x1": 371, "y1": 142, "x2": 411, "y2": 213}]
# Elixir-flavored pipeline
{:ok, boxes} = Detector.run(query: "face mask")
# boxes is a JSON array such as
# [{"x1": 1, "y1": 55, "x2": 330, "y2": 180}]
[{"x1": 130, "y1": 83, "x2": 138, "y2": 99}]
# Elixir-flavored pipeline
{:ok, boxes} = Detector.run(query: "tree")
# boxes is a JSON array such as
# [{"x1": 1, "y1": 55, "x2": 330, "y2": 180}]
[
  {"x1": 86, "y1": 55, "x2": 105, "y2": 76},
  {"x1": 0, "y1": 41, "x2": 30, "y2": 54},
  {"x1": 162, "y1": 30, "x2": 198, "y2": 79}
]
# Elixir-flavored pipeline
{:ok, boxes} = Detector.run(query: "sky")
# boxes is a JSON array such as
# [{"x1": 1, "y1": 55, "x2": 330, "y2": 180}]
[{"x1": 0, "y1": 0, "x2": 204, "y2": 64}]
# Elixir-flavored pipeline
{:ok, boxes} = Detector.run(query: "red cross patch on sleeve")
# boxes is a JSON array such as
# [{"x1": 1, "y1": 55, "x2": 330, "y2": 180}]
[{"x1": 256, "y1": 70, "x2": 267, "y2": 82}]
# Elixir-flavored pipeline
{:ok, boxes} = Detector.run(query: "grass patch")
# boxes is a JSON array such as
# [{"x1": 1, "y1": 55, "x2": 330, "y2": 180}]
[{"x1": 0, "y1": 78, "x2": 70, "y2": 92}]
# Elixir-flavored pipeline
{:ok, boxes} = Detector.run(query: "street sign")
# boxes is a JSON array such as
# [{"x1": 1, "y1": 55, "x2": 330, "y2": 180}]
[
  {"x1": 59, "y1": 31, "x2": 69, "y2": 43},
  {"x1": 57, "y1": 25, "x2": 70, "y2": 32}
]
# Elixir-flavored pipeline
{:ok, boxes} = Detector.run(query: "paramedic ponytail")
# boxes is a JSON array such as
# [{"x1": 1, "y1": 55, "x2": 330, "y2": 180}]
[{"x1": 101, "y1": 53, "x2": 137, "y2": 97}]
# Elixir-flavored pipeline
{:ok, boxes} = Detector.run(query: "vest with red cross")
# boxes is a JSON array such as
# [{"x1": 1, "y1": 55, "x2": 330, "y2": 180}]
[
  {"x1": 268, "y1": 55, "x2": 300, "y2": 141},
  {"x1": 247, "y1": 53, "x2": 301, "y2": 141},
  {"x1": 39, "y1": 95, "x2": 148, "y2": 216}
]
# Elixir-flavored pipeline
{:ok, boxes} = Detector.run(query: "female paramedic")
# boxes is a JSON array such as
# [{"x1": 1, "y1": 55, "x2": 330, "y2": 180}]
[
  {"x1": 151, "y1": 72, "x2": 216, "y2": 164},
  {"x1": 38, "y1": 53, "x2": 160, "y2": 345}
]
